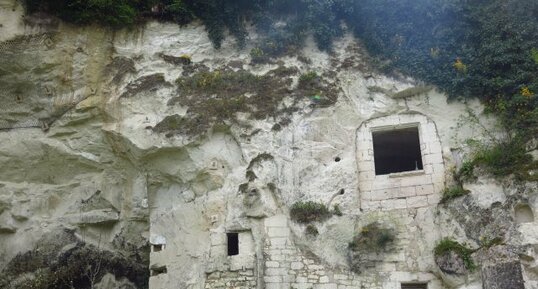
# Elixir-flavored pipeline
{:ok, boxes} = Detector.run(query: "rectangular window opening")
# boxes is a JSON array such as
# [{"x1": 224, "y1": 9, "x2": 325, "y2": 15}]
[
  {"x1": 227, "y1": 232, "x2": 239, "y2": 256},
  {"x1": 401, "y1": 283, "x2": 428, "y2": 289},
  {"x1": 152, "y1": 244, "x2": 163, "y2": 252},
  {"x1": 151, "y1": 266, "x2": 167, "y2": 276},
  {"x1": 373, "y1": 126, "x2": 423, "y2": 175}
]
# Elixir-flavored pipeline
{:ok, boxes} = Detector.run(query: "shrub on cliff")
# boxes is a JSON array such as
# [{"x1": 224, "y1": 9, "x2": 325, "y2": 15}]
[{"x1": 290, "y1": 201, "x2": 331, "y2": 224}]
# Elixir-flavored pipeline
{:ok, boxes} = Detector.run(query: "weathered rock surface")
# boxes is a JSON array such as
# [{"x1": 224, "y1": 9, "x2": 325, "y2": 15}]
[
  {"x1": 0, "y1": 1, "x2": 538, "y2": 289},
  {"x1": 435, "y1": 251, "x2": 468, "y2": 275},
  {"x1": 482, "y1": 261, "x2": 525, "y2": 289}
]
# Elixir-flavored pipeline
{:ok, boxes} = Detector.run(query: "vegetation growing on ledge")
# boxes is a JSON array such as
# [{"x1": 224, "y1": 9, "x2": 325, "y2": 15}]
[
  {"x1": 434, "y1": 238, "x2": 476, "y2": 272},
  {"x1": 455, "y1": 161, "x2": 476, "y2": 183},
  {"x1": 290, "y1": 201, "x2": 332, "y2": 224},
  {"x1": 348, "y1": 222, "x2": 395, "y2": 252},
  {"x1": 440, "y1": 186, "x2": 469, "y2": 204},
  {"x1": 157, "y1": 68, "x2": 336, "y2": 136},
  {"x1": 0, "y1": 240, "x2": 149, "y2": 289},
  {"x1": 470, "y1": 139, "x2": 538, "y2": 181}
]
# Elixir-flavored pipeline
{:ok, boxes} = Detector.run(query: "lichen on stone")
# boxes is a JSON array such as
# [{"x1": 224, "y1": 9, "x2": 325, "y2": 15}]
[{"x1": 120, "y1": 74, "x2": 171, "y2": 98}]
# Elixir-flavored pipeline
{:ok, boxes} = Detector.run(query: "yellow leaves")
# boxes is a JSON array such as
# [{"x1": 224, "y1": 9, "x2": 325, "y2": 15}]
[
  {"x1": 453, "y1": 58, "x2": 467, "y2": 73},
  {"x1": 179, "y1": 54, "x2": 192, "y2": 61},
  {"x1": 521, "y1": 87, "x2": 534, "y2": 98}
]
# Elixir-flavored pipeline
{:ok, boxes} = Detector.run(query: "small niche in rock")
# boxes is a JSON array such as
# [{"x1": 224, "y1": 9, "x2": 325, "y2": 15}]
[
  {"x1": 335, "y1": 157, "x2": 341, "y2": 162},
  {"x1": 339, "y1": 189, "x2": 345, "y2": 195},
  {"x1": 152, "y1": 244, "x2": 164, "y2": 252},
  {"x1": 227, "y1": 233, "x2": 239, "y2": 256},
  {"x1": 401, "y1": 283, "x2": 428, "y2": 289},
  {"x1": 515, "y1": 204, "x2": 534, "y2": 224},
  {"x1": 151, "y1": 266, "x2": 167, "y2": 276}
]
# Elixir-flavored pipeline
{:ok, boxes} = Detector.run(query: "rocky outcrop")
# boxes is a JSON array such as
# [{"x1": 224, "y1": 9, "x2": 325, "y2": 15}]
[{"x1": 1, "y1": 1, "x2": 537, "y2": 289}]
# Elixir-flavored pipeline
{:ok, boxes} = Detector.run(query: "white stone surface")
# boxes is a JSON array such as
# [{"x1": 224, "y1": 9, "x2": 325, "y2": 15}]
[{"x1": 1, "y1": 4, "x2": 537, "y2": 289}]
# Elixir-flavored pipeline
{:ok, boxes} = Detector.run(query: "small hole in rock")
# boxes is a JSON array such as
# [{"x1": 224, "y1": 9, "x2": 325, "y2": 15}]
[
  {"x1": 515, "y1": 204, "x2": 534, "y2": 224},
  {"x1": 151, "y1": 266, "x2": 167, "y2": 276},
  {"x1": 339, "y1": 189, "x2": 345, "y2": 195},
  {"x1": 335, "y1": 157, "x2": 341, "y2": 162},
  {"x1": 401, "y1": 283, "x2": 427, "y2": 289},
  {"x1": 153, "y1": 244, "x2": 163, "y2": 252}
]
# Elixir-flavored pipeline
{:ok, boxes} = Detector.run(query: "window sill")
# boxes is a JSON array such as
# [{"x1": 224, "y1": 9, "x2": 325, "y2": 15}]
[{"x1": 387, "y1": 170, "x2": 425, "y2": 178}]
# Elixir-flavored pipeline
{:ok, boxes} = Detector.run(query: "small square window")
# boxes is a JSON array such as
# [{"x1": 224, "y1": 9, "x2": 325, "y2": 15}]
[
  {"x1": 151, "y1": 266, "x2": 167, "y2": 276},
  {"x1": 401, "y1": 283, "x2": 428, "y2": 289},
  {"x1": 227, "y1": 233, "x2": 239, "y2": 256},
  {"x1": 372, "y1": 126, "x2": 423, "y2": 175}
]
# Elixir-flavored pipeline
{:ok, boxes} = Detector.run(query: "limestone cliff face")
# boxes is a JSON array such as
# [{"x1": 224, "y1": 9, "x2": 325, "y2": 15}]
[{"x1": 1, "y1": 1, "x2": 537, "y2": 289}]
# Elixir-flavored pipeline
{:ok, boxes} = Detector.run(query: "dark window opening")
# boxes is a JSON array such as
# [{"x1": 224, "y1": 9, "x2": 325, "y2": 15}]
[
  {"x1": 227, "y1": 233, "x2": 239, "y2": 256},
  {"x1": 153, "y1": 244, "x2": 163, "y2": 252},
  {"x1": 151, "y1": 266, "x2": 167, "y2": 276},
  {"x1": 401, "y1": 283, "x2": 428, "y2": 289},
  {"x1": 373, "y1": 127, "x2": 423, "y2": 175}
]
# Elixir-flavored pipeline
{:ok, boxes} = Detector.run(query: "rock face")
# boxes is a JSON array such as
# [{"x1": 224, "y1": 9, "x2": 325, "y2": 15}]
[
  {"x1": 1, "y1": 1, "x2": 538, "y2": 289},
  {"x1": 435, "y1": 251, "x2": 468, "y2": 275},
  {"x1": 482, "y1": 261, "x2": 525, "y2": 289}
]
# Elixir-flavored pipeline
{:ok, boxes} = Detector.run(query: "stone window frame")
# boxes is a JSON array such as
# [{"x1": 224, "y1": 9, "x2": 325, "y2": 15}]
[
  {"x1": 371, "y1": 123, "x2": 425, "y2": 176},
  {"x1": 356, "y1": 113, "x2": 445, "y2": 211}
]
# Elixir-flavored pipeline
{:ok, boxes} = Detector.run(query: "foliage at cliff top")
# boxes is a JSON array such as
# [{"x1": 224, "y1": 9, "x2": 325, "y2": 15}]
[{"x1": 25, "y1": 0, "x2": 538, "y2": 169}]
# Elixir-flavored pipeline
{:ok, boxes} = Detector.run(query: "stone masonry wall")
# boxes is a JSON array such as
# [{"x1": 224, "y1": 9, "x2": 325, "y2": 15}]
[
  {"x1": 263, "y1": 215, "x2": 443, "y2": 289},
  {"x1": 357, "y1": 113, "x2": 445, "y2": 211},
  {"x1": 205, "y1": 270, "x2": 257, "y2": 289}
]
